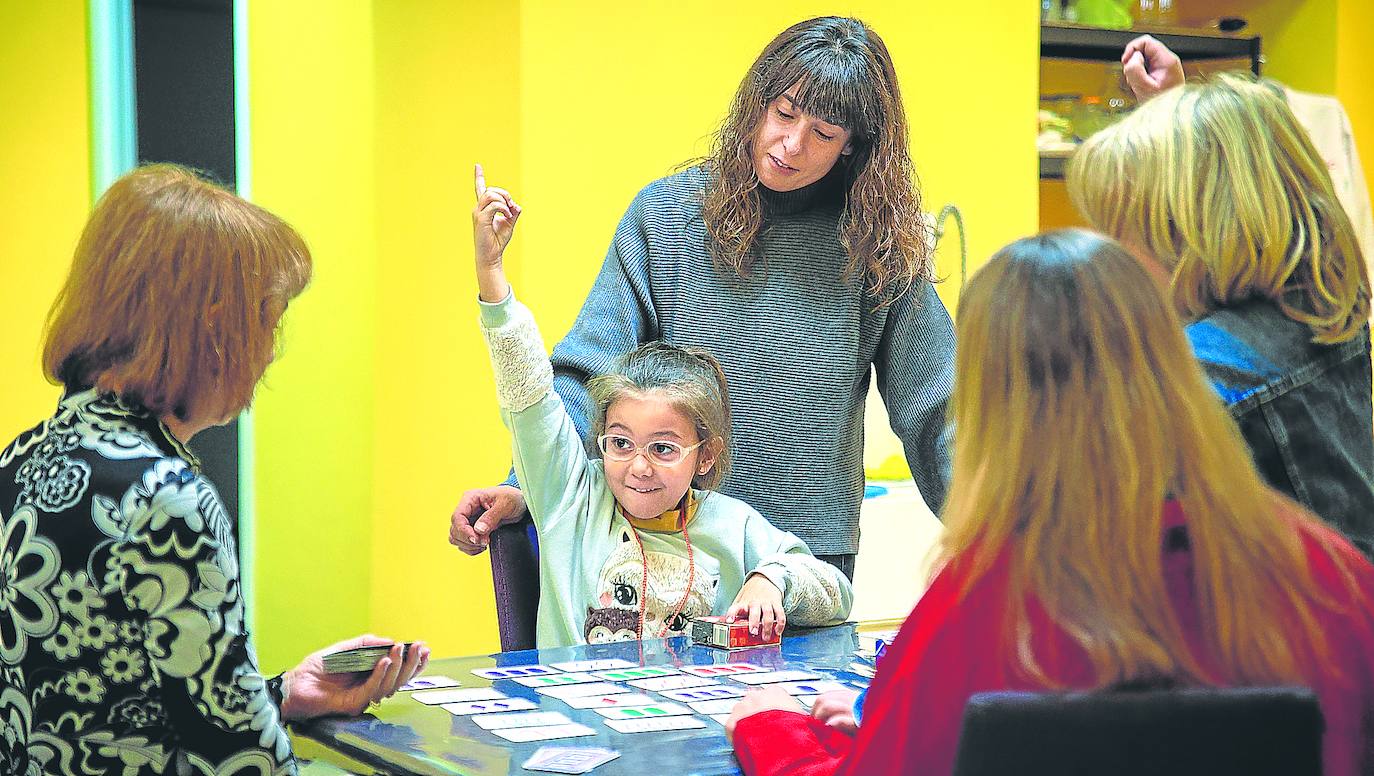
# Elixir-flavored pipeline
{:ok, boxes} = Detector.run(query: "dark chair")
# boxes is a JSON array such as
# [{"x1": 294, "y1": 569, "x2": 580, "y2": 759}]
[
  {"x1": 473, "y1": 509, "x2": 541, "y2": 652},
  {"x1": 951, "y1": 686, "x2": 1324, "y2": 776}
]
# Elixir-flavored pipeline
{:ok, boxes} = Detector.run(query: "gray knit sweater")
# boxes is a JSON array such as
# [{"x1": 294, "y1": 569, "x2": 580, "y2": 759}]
[{"x1": 539, "y1": 166, "x2": 954, "y2": 555}]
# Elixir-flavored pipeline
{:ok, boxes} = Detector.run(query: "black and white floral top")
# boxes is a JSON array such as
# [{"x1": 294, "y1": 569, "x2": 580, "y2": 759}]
[{"x1": 0, "y1": 389, "x2": 295, "y2": 775}]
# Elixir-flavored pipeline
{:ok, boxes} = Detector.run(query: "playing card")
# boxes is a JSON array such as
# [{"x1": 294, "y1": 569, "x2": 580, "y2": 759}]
[
  {"x1": 590, "y1": 665, "x2": 678, "y2": 682},
  {"x1": 686, "y1": 699, "x2": 739, "y2": 715},
  {"x1": 535, "y1": 682, "x2": 633, "y2": 700},
  {"x1": 513, "y1": 672, "x2": 599, "y2": 688},
  {"x1": 471, "y1": 710, "x2": 572, "y2": 730},
  {"x1": 563, "y1": 693, "x2": 658, "y2": 709},
  {"x1": 522, "y1": 746, "x2": 622, "y2": 774},
  {"x1": 321, "y1": 642, "x2": 413, "y2": 674},
  {"x1": 398, "y1": 675, "x2": 461, "y2": 692},
  {"x1": 731, "y1": 669, "x2": 821, "y2": 685},
  {"x1": 442, "y1": 697, "x2": 540, "y2": 715},
  {"x1": 593, "y1": 702, "x2": 692, "y2": 720},
  {"x1": 626, "y1": 675, "x2": 719, "y2": 692},
  {"x1": 709, "y1": 713, "x2": 732, "y2": 726},
  {"x1": 472, "y1": 664, "x2": 561, "y2": 680},
  {"x1": 603, "y1": 716, "x2": 707, "y2": 734},
  {"x1": 411, "y1": 687, "x2": 505, "y2": 705},
  {"x1": 679, "y1": 663, "x2": 767, "y2": 678},
  {"x1": 549, "y1": 658, "x2": 638, "y2": 673},
  {"x1": 658, "y1": 685, "x2": 747, "y2": 702},
  {"x1": 491, "y1": 722, "x2": 598, "y2": 743},
  {"x1": 772, "y1": 680, "x2": 848, "y2": 696}
]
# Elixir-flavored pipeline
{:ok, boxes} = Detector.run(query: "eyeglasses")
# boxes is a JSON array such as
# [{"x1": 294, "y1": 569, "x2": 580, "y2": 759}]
[{"x1": 597, "y1": 434, "x2": 705, "y2": 467}]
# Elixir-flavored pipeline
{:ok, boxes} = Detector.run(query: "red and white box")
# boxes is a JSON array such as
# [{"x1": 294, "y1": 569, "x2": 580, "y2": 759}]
[{"x1": 689, "y1": 615, "x2": 781, "y2": 650}]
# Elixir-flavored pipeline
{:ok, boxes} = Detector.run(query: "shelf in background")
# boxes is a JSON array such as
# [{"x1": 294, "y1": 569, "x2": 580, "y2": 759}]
[
  {"x1": 1039, "y1": 153, "x2": 1070, "y2": 180},
  {"x1": 1041, "y1": 22, "x2": 1261, "y2": 70}
]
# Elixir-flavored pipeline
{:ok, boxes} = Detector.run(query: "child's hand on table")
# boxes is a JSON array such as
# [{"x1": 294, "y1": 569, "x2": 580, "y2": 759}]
[
  {"x1": 726, "y1": 573, "x2": 786, "y2": 640},
  {"x1": 811, "y1": 688, "x2": 862, "y2": 735},
  {"x1": 725, "y1": 686, "x2": 806, "y2": 743}
]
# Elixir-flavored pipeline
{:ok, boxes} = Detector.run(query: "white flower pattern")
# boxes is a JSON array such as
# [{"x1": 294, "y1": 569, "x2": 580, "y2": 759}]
[{"x1": 0, "y1": 390, "x2": 297, "y2": 775}]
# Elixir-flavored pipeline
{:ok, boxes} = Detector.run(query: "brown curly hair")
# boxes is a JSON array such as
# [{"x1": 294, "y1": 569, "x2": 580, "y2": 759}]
[{"x1": 697, "y1": 16, "x2": 931, "y2": 303}]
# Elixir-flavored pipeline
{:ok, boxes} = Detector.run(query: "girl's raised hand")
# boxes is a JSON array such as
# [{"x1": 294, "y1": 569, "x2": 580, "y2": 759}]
[
  {"x1": 726, "y1": 573, "x2": 786, "y2": 640},
  {"x1": 472, "y1": 163, "x2": 522, "y2": 301}
]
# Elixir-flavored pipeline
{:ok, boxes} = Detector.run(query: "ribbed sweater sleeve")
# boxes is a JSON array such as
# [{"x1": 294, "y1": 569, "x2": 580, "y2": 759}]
[{"x1": 874, "y1": 279, "x2": 955, "y2": 514}]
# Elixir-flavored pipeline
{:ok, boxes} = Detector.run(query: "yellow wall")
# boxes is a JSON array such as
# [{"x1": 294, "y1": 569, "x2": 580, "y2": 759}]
[
  {"x1": 367, "y1": 1, "x2": 522, "y2": 656},
  {"x1": 246, "y1": 1, "x2": 377, "y2": 671},
  {"x1": 0, "y1": 3, "x2": 89, "y2": 441},
  {"x1": 1336, "y1": 0, "x2": 1374, "y2": 201},
  {"x1": 255, "y1": 2, "x2": 1040, "y2": 658}
]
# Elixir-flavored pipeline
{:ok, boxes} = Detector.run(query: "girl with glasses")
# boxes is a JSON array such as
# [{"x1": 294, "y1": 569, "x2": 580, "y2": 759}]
[{"x1": 471, "y1": 166, "x2": 853, "y2": 648}]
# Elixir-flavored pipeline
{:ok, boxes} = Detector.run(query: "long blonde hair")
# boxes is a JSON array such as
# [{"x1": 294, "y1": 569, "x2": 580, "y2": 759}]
[
  {"x1": 1068, "y1": 72, "x2": 1369, "y2": 344},
  {"x1": 942, "y1": 229, "x2": 1353, "y2": 688},
  {"x1": 697, "y1": 16, "x2": 930, "y2": 302}
]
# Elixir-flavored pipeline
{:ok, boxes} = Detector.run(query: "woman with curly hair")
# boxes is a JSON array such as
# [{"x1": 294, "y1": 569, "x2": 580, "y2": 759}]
[{"x1": 451, "y1": 17, "x2": 953, "y2": 580}]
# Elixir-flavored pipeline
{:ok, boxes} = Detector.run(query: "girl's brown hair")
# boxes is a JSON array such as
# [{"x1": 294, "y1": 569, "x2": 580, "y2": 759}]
[
  {"x1": 698, "y1": 16, "x2": 931, "y2": 304},
  {"x1": 43, "y1": 163, "x2": 312, "y2": 422},
  {"x1": 587, "y1": 342, "x2": 731, "y2": 489},
  {"x1": 943, "y1": 228, "x2": 1360, "y2": 688}
]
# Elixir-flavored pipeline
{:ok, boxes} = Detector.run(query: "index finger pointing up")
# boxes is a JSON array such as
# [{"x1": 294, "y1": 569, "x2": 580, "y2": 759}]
[{"x1": 474, "y1": 163, "x2": 487, "y2": 198}]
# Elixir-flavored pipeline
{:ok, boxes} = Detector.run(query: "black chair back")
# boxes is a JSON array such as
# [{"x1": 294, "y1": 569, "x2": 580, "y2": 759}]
[
  {"x1": 473, "y1": 509, "x2": 540, "y2": 652},
  {"x1": 952, "y1": 686, "x2": 1324, "y2": 776}
]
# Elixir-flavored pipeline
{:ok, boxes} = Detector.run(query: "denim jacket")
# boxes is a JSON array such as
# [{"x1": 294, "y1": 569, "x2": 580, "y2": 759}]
[{"x1": 1187, "y1": 300, "x2": 1374, "y2": 559}]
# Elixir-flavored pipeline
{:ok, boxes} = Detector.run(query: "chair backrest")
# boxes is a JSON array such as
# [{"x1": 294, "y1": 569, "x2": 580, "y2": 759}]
[
  {"x1": 951, "y1": 686, "x2": 1324, "y2": 776},
  {"x1": 478, "y1": 510, "x2": 540, "y2": 652}
]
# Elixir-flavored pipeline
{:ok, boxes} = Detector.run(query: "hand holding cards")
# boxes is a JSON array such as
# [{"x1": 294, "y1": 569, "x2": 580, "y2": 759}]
[{"x1": 322, "y1": 642, "x2": 415, "y2": 674}]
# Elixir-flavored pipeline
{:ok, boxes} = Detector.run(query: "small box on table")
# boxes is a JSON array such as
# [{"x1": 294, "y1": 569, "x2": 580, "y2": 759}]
[{"x1": 690, "y1": 616, "x2": 781, "y2": 650}]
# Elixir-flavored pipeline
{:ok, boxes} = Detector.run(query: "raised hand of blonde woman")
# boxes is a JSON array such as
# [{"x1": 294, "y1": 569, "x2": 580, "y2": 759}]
[
  {"x1": 810, "y1": 688, "x2": 861, "y2": 735},
  {"x1": 1121, "y1": 35, "x2": 1184, "y2": 101},
  {"x1": 725, "y1": 573, "x2": 786, "y2": 640},
  {"x1": 280, "y1": 635, "x2": 430, "y2": 721},
  {"x1": 473, "y1": 163, "x2": 521, "y2": 302}
]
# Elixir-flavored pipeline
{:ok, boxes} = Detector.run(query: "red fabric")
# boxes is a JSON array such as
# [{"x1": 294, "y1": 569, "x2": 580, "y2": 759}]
[{"x1": 732, "y1": 503, "x2": 1374, "y2": 776}]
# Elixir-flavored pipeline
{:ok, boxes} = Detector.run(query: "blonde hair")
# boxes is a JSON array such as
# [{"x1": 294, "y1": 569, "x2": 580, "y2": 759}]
[
  {"x1": 1068, "y1": 72, "x2": 1370, "y2": 344},
  {"x1": 942, "y1": 229, "x2": 1356, "y2": 688},
  {"x1": 587, "y1": 342, "x2": 732, "y2": 489},
  {"x1": 44, "y1": 164, "x2": 312, "y2": 422},
  {"x1": 696, "y1": 16, "x2": 931, "y2": 303}
]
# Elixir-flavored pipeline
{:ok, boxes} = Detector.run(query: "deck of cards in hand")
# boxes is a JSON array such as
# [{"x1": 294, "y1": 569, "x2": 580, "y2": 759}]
[{"x1": 322, "y1": 642, "x2": 412, "y2": 673}]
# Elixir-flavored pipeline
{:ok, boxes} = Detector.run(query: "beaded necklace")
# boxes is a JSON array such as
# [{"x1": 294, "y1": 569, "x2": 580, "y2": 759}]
[{"x1": 622, "y1": 496, "x2": 696, "y2": 639}]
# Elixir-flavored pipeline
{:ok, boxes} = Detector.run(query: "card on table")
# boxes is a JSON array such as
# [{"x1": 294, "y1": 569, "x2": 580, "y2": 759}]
[
  {"x1": 548, "y1": 658, "x2": 638, "y2": 673},
  {"x1": 513, "y1": 672, "x2": 600, "y2": 688},
  {"x1": 658, "y1": 685, "x2": 747, "y2": 702},
  {"x1": 472, "y1": 664, "x2": 561, "y2": 681},
  {"x1": 398, "y1": 675, "x2": 461, "y2": 692},
  {"x1": 411, "y1": 687, "x2": 505, "y2": 705},
  {"x1": 491, "y1": 722, "x2": 598, "y2": 743},
  {"x1": 847, "y1": 661, "x2": 877, "y2": 679},
  {"x1": 686, "y1": 699, "x2": 740, "y2": 715},
  {"x1": 442, "y1": 697, "x2": 539, "y2": 716},
  {"x1": 564, "y1": 693, "x2": 658, "y2": 709},
  {"x1": 593, "y1": 702, "x2": 692, "y2": 720},
  {"x1": 604, "y1": 716, "x2": 707, "y2": 734},
  {"x1": 626, "y1": 675, "x2": 719, "y2": 692},
  {"x1": 709, "y1": 713, "x2": 732, "y2": 726},
  {"x1": 679, "y1": 663, "x2": 767, "y2": 678},
  {"x1": 772, "y1": 680, "x2": 849, "y2": 696},
  {"x1": 522, "y1": 746, "x2": 622, "y2": 774},
  {"x1": 590, "y1": 665, "x2": 678, "y2": 682},
  {"x1": 731, "y1": 669, "x2": 821, "y2": 685},
  {"x1": 472, "y1": 710, "x2": 573, "y2": 731},
  {"x1": 535, "y1": 681, "x2": 634, "y2": 700}
]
